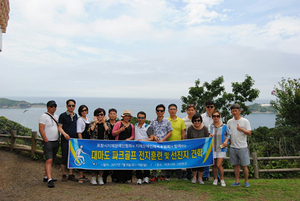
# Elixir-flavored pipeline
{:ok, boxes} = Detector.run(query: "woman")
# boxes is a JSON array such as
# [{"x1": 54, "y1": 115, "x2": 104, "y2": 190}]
[
  {"x1": 208, "y1": 110, "x2": 230, "y2": 187},
  {"x1": 112, "y1": 110, "x2": 135, "y2": 183},
  {"x1": 187, "y1": 113, "x2": 209, "y2": 184},
  {"x1": 88, "y1": 108, "x2": 109, "y2": 185},
  {"x1": 76, "y1": 105, "x2": 90, "y2": 184}
]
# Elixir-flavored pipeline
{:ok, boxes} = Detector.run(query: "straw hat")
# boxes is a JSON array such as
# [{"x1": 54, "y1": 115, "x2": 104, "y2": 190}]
[{"x1": 121, "y1": 110, "x2": 132, "y2": 117}]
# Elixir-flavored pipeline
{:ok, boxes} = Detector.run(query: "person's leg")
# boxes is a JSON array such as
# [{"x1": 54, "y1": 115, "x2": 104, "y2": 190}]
[
  {"x1": 136, "y1": 170, "x2": 143, "y2": 180},
  {"x1": 45, "y1": 159, "x2": 53, "y2": 179},
  {"x1": 216, "y1": 158, "x2": 224, "y2": 180},
  {"x1": 213, "y1": 158, "x2": 218, "y2": 180},
  {"x1": 234, "y1": 165, "x2": 240, "y2": 183},
  {"x1": 242, "y1": 166, "x2": 249, "y2": 183}
]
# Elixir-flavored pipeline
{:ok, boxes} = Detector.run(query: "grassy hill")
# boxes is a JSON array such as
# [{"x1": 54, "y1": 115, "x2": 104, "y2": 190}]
[{"x1": 0, "y1": 98, "x2": 45, "y2": 109}]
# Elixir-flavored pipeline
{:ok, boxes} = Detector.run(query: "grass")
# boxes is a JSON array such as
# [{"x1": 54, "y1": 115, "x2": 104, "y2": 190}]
[{"x1": 159, "y1": 178, "x2": 300, "y2": 201}]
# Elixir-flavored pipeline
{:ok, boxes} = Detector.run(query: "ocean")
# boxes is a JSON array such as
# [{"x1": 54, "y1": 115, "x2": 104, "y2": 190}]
[{"x1": 0, "y1": 97, "x2": 276, "y2": 133}]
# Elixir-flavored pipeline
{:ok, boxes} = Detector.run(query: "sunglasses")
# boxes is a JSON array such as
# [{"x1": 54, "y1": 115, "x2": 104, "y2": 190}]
[
  {"x1": 212, "y1": 115, "x2": 220, "y2": 118},
  {"x1": 138, "y1": 117, "x2": 145, "y2": 119},
  {"x1": 156, "y1": 109, "x2": 165, "y2": 113},
  {"x1": 67, "y1": 105, "x2": 75, "y2": 108},
  {"x1": 206, "y1": 105, "x2": 214, "y2": 109},
  {"x1": 50, "y1": 105, "x2": 57, "y2": 108},
  {"x1": 194, "y1": 119, "x2": 201, "y2": 122},
  {"x1": 97, "y1": 113, "x2": 104, "y2": 116},
  {"x1": 82, "y1": 109, "x2": 87, "y2": 112}
]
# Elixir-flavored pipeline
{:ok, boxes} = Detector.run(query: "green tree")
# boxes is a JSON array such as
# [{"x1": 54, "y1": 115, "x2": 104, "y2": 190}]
[
  {"x1": 270, "y1": 78, "x2": 300, "y2": 128},
  {"x1": 181, "y1": 75, "x2": 260, "y2": 122}
]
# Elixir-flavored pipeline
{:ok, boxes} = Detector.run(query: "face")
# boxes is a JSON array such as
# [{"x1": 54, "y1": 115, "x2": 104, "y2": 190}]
[
  {"x1": 67, "y1": 101, "x2": 76, "y2": 112},
  {"x1": 212, "y1": 112, "x2": 221, "y2": 123},
  {"x1": 205, "y1": 104, "x2": 215, "y2": 115},
  {"x1": 137, "y1": 114, "x2": 146, "y2": 124},
  {"x1": 96, "y1": 112, "x2": 105, "y2": 121},
  {"x1": 108, "y1": 111, "x2": 117, "y2": 120},
  {"x1": 123, "y1": 115, "x2": 131, "y2": 122},
  {"x1": 81, "y1": 107, "x2": 88, "y2": 117},
  {"x1": 193, "y1": 118, "x2": 202, "y2": 127},
  {"x1": 231, "y1": 109, "x2": 241, "y2": 118},
  {"x1": 156, "y1": 107, "x2": 165, "y2": 117},
  {"x1": 47, "y1": 105, "x2": 57, "y2": 114},
  {"x1": 168, "y1": 106, "x2": 177, "y2": 116},
  {"x1": 187, "y1": 107, "x2": 196, "y2": 117}
]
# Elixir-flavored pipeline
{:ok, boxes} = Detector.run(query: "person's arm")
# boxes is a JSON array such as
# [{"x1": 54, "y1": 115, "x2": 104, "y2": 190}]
[
  {"x1": 139, "y1": 135, "x2": 154, "y2": 141},
  {"x1": 112, "y1": 122, "x2": 124, "y2": 136},
  {"x1": 58, "y1": 125, "x2": 70, "y2": 140},
  {"x1": 39, "y1": 123, "x2": 48, "y2": 142},
  {"x1": 237, "y1": 124, "x2": 251, "y2": 136},
  {"x1": 159, "y1": 130, "x2": 172, "y2": 142},
  {"x1": 181, "y1": 129, "x2": 186, "y2": 140}
]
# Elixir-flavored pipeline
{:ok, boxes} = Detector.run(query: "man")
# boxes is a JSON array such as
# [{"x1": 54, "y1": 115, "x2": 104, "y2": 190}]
[
  {"x1": 103, "y1": 108, "x2": 118, "y2": 183},
  {"x1": 227, "y1": 103, "x2": 251, "y2": 187},
  {"x1": 39, "y1": 100, "x2": 60, "y2": 188},
  {"x1": 149, "y1": 104, "x2": 173, "y2": 182},
  {"x1": 58, "y1": 99, "x2": 78, "y2": 182},
  {"x1": 182, "y1": 104, "x2": 196, "y2": 180},
  {"x1": 166, "y1": 103, "x2": 186, "y2": 180},
  {"x1": 134, "y1": 111, "x2": 153, "y2": 184},
  {"x1": 201, "y1": 100, "x2": 215, "y2": 181}
]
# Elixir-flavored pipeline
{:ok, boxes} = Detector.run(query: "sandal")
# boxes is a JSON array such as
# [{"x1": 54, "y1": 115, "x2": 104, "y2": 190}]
[{"x1": 78, "y1": 177, "x2": 84, "y2": 184}]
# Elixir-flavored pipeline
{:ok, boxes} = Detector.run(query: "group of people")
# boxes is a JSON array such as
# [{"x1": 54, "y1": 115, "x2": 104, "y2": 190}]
[{"x1": 39, "y1": 99, "x2": 251, "y2": 188}]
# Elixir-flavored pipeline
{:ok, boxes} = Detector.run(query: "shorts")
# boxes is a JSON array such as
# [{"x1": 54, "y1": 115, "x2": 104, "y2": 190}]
[
  {"x1": 213, "y1": 151, "x2": 226, "y2": 159},
  {"x1": 43, "y1": 141, "x2": 59, "y2": 160},
  {"x1": 192, "y1": 167, "x2": 205, "y2": 172},
  {"x1": 229, "y1": 147, "x2": 250, "y2": 166}
]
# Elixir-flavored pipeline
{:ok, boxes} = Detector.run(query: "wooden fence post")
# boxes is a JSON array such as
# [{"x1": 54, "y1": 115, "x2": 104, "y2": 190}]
[
  {"x1": 31, "y1": 131, "x2": 37, "y2": 158},
  {"x1": 252, "y1": 152, "x2": 259, "y2": 179},
  {"x1": 10, "y1": 130, "x2": 16, "y2": 152}
]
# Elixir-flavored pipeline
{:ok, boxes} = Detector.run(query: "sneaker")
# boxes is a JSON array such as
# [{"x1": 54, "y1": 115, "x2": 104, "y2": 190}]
[
  {"x1": 82, "y1": 175, "x2": 89, "y2": 182},
  {"x1": 191, "y1": 178, "x2": 197, "y2": 184},
  {"x1": 231, "y1": 182, "x2": 241, "y2": 186},
  {"x1": 150, "y1": 176, "x2": 158, "y2": 182},
  {"x1": 137, "y1": 179, "x2": 142, "y2": 185},
  {"x1": 90, "y1": 176, "x2": 97, "y2": 185},
  {"x1": 221, "y1": 180, "x2": 226, "y2": 187},
  {"x1": 245, "y1": 182, "x2": 250, "y2": 187},
  {"x1": 165, "y1": 177, "x2": 171, "y2": 181},
  {"x1": 144, "y1": 177, "x2": 149, "y2": 184},
  {"x1": 44, "y1": 177, "x2": 57, "y2": 182},
  {"x1": 213, "y1": 179, "x2": 218, "y2": 185},
  {"x1": 198, "y1": 179, "x2": 204, "y2": 185},
  {"x1": 159, "y1": 176, "x2": 165, "y2": 181},
  {"x1": 78, "y1": 177, "x2": 84, "y2": 184},
  {"x1": 98, "y1": 177, "x2": 104, "y2": 185},
  {"x1": 47, "y1": 179, "x2": 55, "y2": 188},
  {"x1": 61, "y1": 174, "x2": 67, "y2": 182},
  {"x1": 68, "y1": 174, "x2": 78, "y2": 182}
]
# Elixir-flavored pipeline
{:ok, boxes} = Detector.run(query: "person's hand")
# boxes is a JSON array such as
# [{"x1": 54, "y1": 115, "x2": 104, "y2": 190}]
[
  {"x1": 125, "y1": 138, "x2": 131, "y2": 141},
  {"x1": 119, "y1": 126, "x2": 126, "y2": 132},
  {"x1": 64, "y1": 134, "x2": 70, "y2": 141},
  {"x1": 102, "y1": 116, "x2": 107, "y2": 123},
  {"x1": 222, "y1": 141, "x2": 228, "y2": 147},
  {"x1": 237, "y1": 124, "x2": 242, "y2": 131},
  {"x1": 153, "y1": 136, "x2": 159, "y2": 142},
  {"x1": 209, "y1": 134, "x2": 213, "y2": 137},
  {"x1": 93, "y1": 116, "x2": 98, "y2": 123}
]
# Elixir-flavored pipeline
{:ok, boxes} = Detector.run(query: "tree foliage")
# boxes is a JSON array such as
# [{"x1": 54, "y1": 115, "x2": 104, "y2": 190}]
[
  {"x1": 181, "y1": 75, "x2": 260, "y2": 122},
  {"x1": 270, "y1": 78, "x2": 300, "y2": 128}
]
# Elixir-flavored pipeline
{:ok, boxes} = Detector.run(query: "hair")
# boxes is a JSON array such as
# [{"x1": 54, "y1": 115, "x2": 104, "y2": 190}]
[
  {"x1": 212, "y1": 109, "x2": 221, "y2": 116},
  {"x1": 108, "y1": 108, "x2": 117, "y2": 114},
  {"x1": 192, "y1": 113, "x2": 202, "y2": 123},
  {"x1": 168, "y1": 103, "x2": 177, "y2": 109},
  {"x1": 66, "y1": 99, "x2": 76, "y2": 105},
  {"x1": 230, "y1": 103, "x2": 241, "y2": 110},
  {"x1": 137, "y1": 111, "x2": 146, "y2": 118},
  {"x1": 94, "y1": 108, "x2": 106, "y2": 116},
  {"x1": 205, "y1": 100, "x2": 215, "y2": 106},
  {"x1": 78, "y1": 105, "x2": 88, "y2": 116},
  {"x1": 156, "y1": 104, "x2": 165, "y2": 111},
  {"x1": 187, "y1": 104, "x2": 195, "y2": 110}
]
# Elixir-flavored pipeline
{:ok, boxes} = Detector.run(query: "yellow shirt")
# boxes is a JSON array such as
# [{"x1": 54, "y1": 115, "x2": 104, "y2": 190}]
[{"x1": 167, "y1": 116, "x2": 186, "y2": 141}]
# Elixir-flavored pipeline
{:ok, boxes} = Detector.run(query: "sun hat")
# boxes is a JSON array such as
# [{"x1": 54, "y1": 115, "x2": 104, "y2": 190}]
[{"x1": 121, "y1": 110, "x2": 132, "y2": 117}]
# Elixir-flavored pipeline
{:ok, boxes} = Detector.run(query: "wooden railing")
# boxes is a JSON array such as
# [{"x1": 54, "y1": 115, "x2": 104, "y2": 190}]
[{"x1": 1, "y1": 130, "x2": 299, "y2": 178}]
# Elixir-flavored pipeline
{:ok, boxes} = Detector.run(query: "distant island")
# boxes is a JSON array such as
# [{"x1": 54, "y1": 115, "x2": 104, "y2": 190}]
[
  {"x1": 0, "y1": 98, "x2": 45, "y2": 109},
  {"x1": 248, "y1": 103, "x2": 277, "y2": 113}
]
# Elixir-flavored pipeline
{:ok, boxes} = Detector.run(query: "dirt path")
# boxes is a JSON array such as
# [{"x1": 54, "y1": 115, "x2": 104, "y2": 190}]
[{"x1": 0, "y1": 150, "x2": 207, "y2": 201}]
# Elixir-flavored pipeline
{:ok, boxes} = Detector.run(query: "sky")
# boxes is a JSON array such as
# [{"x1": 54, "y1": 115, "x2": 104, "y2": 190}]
[{"x1": 1, "y1": 0, "x2": 300, "y2": 102}]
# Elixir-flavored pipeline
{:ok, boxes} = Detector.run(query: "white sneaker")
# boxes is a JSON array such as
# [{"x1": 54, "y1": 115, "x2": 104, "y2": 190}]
[
  {"x1": 98, "y1": 176, "x2": 104, "y2": 185},
  {"x1": 137, "y1": 179, "x2": 142, "y2": 185},
  {"x1": 213, "y1": 179, "x2": 218, "y2": 185},
  {"x1": 90, "y1": 176, "x2": 97, "y2": 185},
  {"x1": 221, "y1": 180, "x2": 226, "y2": 187},
  {"x1": 144, "y1": 177, "x2": 149, "y2": 184}
]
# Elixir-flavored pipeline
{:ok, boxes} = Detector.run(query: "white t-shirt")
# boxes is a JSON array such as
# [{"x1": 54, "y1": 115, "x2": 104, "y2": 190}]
[
  {"x1": 134, "y1": 123, "x2": 150, "y2": 140},
  {"x1": 201, "y1": 112, "x2": 213, "y2": 127},
  {"x1": 76, "y1": 117, "x2": 91, "y2": 133},
  {"x1": 182, "y1": 116, "x2": 193, "y2": 129},
  {"x1": 39, "y1": 113, "x2": 59, "y2": 141},
  {"x1": 227, "y1": 117, "x2": 251, "y2": 148}
]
